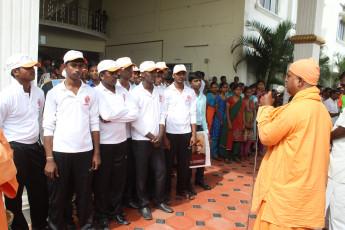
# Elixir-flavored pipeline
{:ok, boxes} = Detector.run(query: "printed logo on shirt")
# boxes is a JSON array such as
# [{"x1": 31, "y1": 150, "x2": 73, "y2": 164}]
[
  {"x1": 186, "y1": 95, "x2": 191, "y2": 103},
  {"x1": 84, "y1": 95, "x2": 90, "y2": 105},
  {"x1": 139, "y1": 106, "x2": 142, "y2": 110},
  {"x1": 159, "y1": 94, "x2": 163, "y2": 102},
  {"x1": 123, "y1": 94, "x2": 126, "y2": 102},
  {"x1": 38, "y1": 99, "x2": 41, "y2": 107}
]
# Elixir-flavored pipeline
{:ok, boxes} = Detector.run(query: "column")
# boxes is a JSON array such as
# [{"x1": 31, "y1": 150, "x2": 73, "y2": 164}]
[
  {"x1": 290, "y1": 0, "x2": 325, "y2": 62},
  {"x1": 0, "y1": 0, "x2": 40, "y2": 91}
]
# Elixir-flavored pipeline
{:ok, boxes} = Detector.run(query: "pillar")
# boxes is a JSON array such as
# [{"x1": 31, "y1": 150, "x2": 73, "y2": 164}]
[{"x1": 0, "y1": 0, "x2": 40, "y2": 91}]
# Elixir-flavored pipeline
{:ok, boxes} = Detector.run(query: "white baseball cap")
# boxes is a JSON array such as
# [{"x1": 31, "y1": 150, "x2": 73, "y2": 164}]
[
  {"x1": 173, "y1": 64, "x2": 187, "y2": 74},
  {"x1": 6, "y1": 53, "x2": 41, "y2": 70},
  {"x1": 156, "y1": 62, "x2": 169, "y2": 70},
  {"x1": 97, "y1": 60, "x2": 121, "y2": 74},
  {"x1": 63, "y1": 50, "x2": 87, "y2": 64},
  {"x1": 115, "y1": 57, "x2": 136, "y2": 68},
  {"x1": 133, "y1": 66, "x2": 140, "y2": 72},
  {"x1": 140, "y1": 61, "x2": 159, "y2": 73}
]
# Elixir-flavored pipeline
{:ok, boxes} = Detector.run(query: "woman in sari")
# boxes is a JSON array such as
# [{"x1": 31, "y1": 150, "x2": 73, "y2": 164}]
[
  {"x1": 220, "y1": 84, "x2": 246, "y2": 164},
  {"x1": 210, "y1": 82, "x2": 228, "y2": 161},
  {"x1": 241, "y1": 87, "x2": 255, "y2": 160},
  {"x1": 206, "y1": 82, "x2": 219, "y2": 131}
]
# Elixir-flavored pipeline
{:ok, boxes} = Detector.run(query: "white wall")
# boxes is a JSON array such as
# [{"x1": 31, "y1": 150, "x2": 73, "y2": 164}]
[
  {"x1": 321, "y1": 0, "x2": 345, "y2": 71},
  {"x1": 240, "y1": 0, "x2": 297, "y2": 85},
  {"x1": 103, "y1": 0, "x2": 246, "y2": 82}
]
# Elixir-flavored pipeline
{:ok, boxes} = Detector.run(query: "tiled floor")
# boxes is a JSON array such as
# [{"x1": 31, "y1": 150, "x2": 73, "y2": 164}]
[{"x1": 111, "y1": 157, "x2": 262, "y2": 230}]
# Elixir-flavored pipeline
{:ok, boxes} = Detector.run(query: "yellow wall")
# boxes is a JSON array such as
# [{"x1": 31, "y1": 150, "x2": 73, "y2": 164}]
[
  {"x1": 39, "y1": 27, "x2": 105, "y2": 53},
  {"x1": 103, "y1": 0, "x2": 245, "y2": 81}
]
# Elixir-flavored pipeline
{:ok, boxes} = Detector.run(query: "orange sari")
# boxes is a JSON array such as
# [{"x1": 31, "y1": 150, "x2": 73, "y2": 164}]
[{"x1": 206, "y1": 105, "x2": 215, "y2": 131}]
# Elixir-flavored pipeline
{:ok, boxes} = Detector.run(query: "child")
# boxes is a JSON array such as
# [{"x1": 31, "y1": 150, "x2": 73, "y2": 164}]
[
  {"x1": 254, "y1": 79, "x2": 266, "y2": 156},
  {"x1": 210, "y1": 82, "x2": 228, "y2": 161},
  {"x1": 241, "y1": 87, "x2": 255, "y2": 160},
  {"x1": 220, "y1": 83, "x2": 245, "y2": 164}
]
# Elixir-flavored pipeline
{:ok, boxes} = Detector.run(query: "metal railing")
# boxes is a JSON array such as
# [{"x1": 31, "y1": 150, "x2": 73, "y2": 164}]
[{"x1": 40, "y1": 0, "x2": 107, "y2": 34}]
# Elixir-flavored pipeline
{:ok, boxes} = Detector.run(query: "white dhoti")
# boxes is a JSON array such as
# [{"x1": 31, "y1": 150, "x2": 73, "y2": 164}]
[{"x1": 325, "y1": 177, "x2": 345, "y2": 230}]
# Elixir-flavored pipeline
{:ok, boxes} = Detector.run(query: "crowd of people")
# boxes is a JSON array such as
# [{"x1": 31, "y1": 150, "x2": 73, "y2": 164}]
[{"x1": 0, "y1": 51, "x2": 344, "y2": 230}]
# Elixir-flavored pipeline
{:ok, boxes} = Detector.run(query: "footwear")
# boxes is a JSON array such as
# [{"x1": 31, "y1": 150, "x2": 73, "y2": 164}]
[
  {"x1": 111, "y1": 215, "x2": 130, "y2": 225},
  {"x1": 97, "y1": 219, "x2": 110, "y2": 230},
  {"x1": 138, "y1": 207, "x2": 152, "y2": 220},
  {"x1": 187, "y1": 183, "x2": 197, "y2": 195},
  {"x1": 164, "y1": 195, "x2": 172, "y2": 205},
  {"x1": 195, "y1": 180, "x2": 211, "y2": 190},
  {"x1": 124, "y1": 200, "x2": 139, "y2": 209},
  {"x1": 176, "y1": 191, "x2": 195, "y2": 200},
  {"x1": 212, "y1": 155, "x2": 222, "y2": 161},
  {"x1": 234, "y1": 157, "x2": 241, "y2": 163},
  {"x1": 120, "y1": 210, "x2": 126, "y2": 216},
  {"x1": 153, "y1": 203, "x2": 174, "y2": 213},
  {"x1": 224, "y1": 158, "x2": 231, "y2": 164}
]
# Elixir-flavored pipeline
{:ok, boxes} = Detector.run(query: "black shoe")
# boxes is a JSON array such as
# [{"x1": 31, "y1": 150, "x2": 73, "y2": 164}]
[
  {"x1": 97, "y1": 219, "x2": 110, "y2": 230},
  {"x1": 124, "y1": 200, "x2": 139, "y2": 209},
  {"x1": 138, "y1": 207, "x2": 152, "y2": 220},
  {"x1": 195, "y1": 180, "x2": 211, "y2": 190},
  {"x1": 153, "y1": 203, "x2": 174, "y2": 213},
  {"x1": 111, "y1": 215, "x2": 130, "y2": 225},
  {"x1": 234, "y1": 157, "x2": 241, "y2": 163}
]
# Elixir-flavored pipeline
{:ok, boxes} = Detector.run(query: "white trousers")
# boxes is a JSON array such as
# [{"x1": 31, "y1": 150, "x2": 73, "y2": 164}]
[{"x1": 324, "y1": 177, "x2": 345, "y2": 230}]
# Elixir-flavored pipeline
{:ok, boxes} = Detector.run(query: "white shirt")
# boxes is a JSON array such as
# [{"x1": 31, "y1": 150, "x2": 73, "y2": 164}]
[
  {"x1": 200, "y1": 80, "x2": 205, "y2": 93},
  {"x1": 329, "y1": 111, "x2": 345, "y2": 183},
  {"x1": 130, "y1": 83, "x2": 164, "y2": 141},
  {"x1": 0, "y1": 81, "x2": 44, "y2": 144},
  {"x1": 43, "y1": 80, "x2": 99, "y2": 153},
  {"x1": 161, "y1": 83, "x2": 197, "y2": 134},
  {"x1": 116, "y1": 80, "x2": 134, "y2": 138},
  {"x1": 96, "y1": 83, "x2": 139, "y2": 144},
  {"x1": 324, "y1": 98, "x2": 339, "y2": 125}
]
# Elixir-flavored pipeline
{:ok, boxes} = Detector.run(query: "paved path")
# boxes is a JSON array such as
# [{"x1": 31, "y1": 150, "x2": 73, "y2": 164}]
[{"x1": 111, "y1": 157, "x2": 261, "y2": 230}]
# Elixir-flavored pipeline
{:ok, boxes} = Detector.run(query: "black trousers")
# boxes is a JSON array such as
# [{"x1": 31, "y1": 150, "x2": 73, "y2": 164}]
[
  {"x1": 5, "y1": 142, "x2": 48, "y2": 230},
  {"x1": 165, "y1": 133, "x2": 192, "y2": 195},
  {"x1": 93, "y1": 141, "x2": 127, "y2": 219},
  {"x1": 122, "y1": 138, "x2": 136, "y2": 203},
  {"x1": 132, "y1": 140, "x2": 166, "y2": 208},
  {"x1": 188, "y1": 125, "x2": 206, "y2": 184},
  {"x1": 47, "y1": 151, "x2": 94, "y2": 230}
]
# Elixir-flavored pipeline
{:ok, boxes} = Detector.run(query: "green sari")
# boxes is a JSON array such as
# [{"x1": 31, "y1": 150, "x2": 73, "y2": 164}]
[{"x1": 220, "y1": 97, "x2": 243, "y2": 149}]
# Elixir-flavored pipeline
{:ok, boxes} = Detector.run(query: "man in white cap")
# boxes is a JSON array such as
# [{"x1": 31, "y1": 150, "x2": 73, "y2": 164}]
[
  {"x1": 43, "y1": 50, "x2": 100, "y2": 230},
  {"x1": 130, "y1": 61, "x2": 174, "y2": 220},
  {"x1": 155, "y1": 62, "x2": 169, "y2": 90},
  {"x1": 162, "y1": 64, "x2": 197, "y2": 201},
  {"x1": 115, "y1": 57, "x2": 139, "y2": 210},
  {"x1": 130, "y1": 66, "x2": 141, "y2": 88},
  {"x1": 93, "y1": 60, "x2": 139, "y2": 227},
  {"x1": 0, "y1": 53, "x2": 49, "y2": 230}
]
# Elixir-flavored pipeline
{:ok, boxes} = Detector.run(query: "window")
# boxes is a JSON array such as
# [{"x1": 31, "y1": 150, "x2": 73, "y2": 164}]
[
  {"x1": 338, "y1": 20, "x2": 345, "y2": 41},
  {"x1": 260, "y1": 0, "x2": 278, "y2": 14}
]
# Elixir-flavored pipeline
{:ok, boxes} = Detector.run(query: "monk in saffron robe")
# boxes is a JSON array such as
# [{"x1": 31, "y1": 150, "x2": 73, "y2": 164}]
[
  {"x1": 0, "y1": 129, "x2": 18, "y2": 230},
  {"x1": 252, "y1": 58, "x2": 332, "y2": 229}
]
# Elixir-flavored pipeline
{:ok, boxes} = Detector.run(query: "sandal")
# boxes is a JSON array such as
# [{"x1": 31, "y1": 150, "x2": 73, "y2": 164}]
[
  {"x1": 224, "y1": 158, "x2": 231, "y2": 164},
  {"x1": 176, "y1": 191, "x2": 195, "y2": 200}
]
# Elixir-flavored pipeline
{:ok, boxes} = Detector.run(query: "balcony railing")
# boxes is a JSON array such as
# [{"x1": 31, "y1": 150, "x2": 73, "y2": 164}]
[{"x1": 40, "y1": 0, "x2": 108, "y2": 34}]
